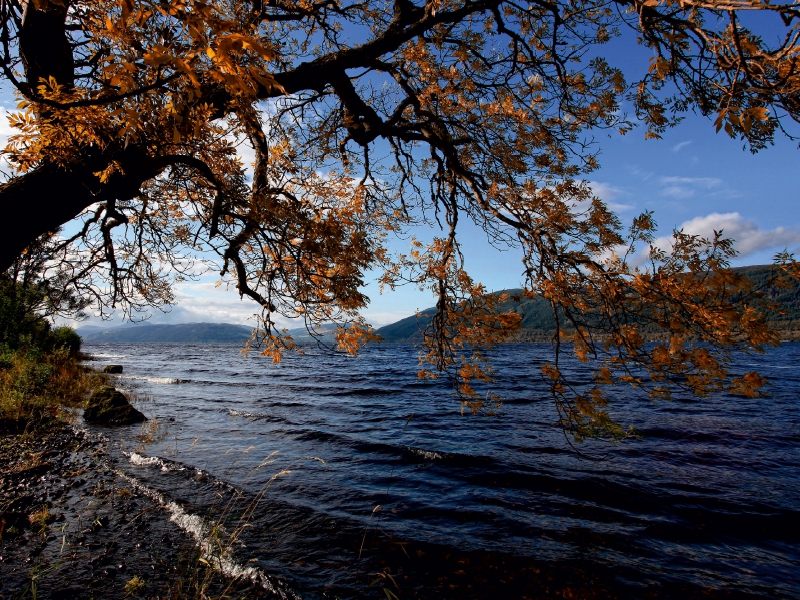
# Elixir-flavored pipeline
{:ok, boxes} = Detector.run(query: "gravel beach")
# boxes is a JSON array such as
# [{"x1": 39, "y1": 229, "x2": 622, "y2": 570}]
[{"x1": 0, "y1": 421, "x2": 276, "y2": 599}]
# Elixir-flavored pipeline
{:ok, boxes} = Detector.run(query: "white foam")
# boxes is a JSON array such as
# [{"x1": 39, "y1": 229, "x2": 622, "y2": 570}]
[
  {"x1": 116, "y1": 472, "x2": 297, "y2": 599},
  {"x1": 120, "y1": 375, "x2": 183, "y2": 385},
  {"x1": 408, "y1": 447, "x2": 445, "y2": 460},
  {"x1": 126, "y1": 451, "x2": 184, "y2": 473},
  {"x1": 228, "y1": 409, "x2": 261, "y2": 418}
]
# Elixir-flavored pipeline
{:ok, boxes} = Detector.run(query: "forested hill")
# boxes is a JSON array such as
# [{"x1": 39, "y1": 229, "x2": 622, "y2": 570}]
[
  {"x1": 77, "y1": 323, "x2": 252, "y2": 343},
  {"x1": 376, "y1": 265, "x2": 800, "y2": 343},
  {"x1": 75, "y1": 266, "x2": 800, "y2": 344},
  {"x1": 376, "y1": 290, "x2": 554, "y2": 343}
]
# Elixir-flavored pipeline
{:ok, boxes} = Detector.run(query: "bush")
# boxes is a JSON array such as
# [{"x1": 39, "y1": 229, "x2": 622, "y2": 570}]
[
  {"x1": 0, "y1": 279, "x2": 84, "y2": 355},
  {"x1": 0, "y1": 276, "x2": 95, "y2": 427},
  {"x1": 0, "y1": 348, "x2": 104, "y2": 426},
  {"x1": 0, "y1": 279, "x2": 51, "y2": 350},
  {"x1": 46, "y1": 326, "x2": 82, "y2": 354}
]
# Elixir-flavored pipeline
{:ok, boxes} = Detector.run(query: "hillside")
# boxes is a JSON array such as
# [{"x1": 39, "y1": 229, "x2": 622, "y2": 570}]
[
  {"x1": 75, "y1": 266, "x2": 800, "y2": 344},
  {"x1": 376, "y1": 265, "x2": 800, "y2": 343},
  {"x1": 78, "y1": 322, "x2": 253, "y2": 344},
  {"x1": 376, "y1": 291, "x2": 558, "y2": 343}
]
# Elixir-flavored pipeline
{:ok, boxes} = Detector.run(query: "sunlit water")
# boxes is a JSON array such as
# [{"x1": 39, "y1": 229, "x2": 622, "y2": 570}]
[{"x1": 84, "y1": 342, "x2": 800, "y2": 598}]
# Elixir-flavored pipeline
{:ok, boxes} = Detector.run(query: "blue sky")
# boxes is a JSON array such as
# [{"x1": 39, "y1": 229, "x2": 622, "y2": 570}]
[{"x1": 2, "y1": 15, "x2": 799, "y2": 330}]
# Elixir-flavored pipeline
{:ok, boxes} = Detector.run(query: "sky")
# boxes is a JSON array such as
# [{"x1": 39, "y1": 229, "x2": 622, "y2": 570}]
[{"x1": 2, "y1": 13, "x2": 799, "y2": 331}]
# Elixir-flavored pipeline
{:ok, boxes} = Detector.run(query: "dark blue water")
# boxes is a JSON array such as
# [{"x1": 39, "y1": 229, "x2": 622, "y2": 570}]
[{"x1": 85, "y1": 342, "x2": 800, "y2": 598}]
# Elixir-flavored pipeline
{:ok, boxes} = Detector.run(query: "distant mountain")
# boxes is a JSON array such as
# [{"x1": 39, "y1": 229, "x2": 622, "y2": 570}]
[
  {"x1": 71, "y1": 324, "x2": 107, "y2": 334},
  {"x1": 78, "y1": 322, "x2": 252, "y2": 344},
  {"x1": 376, "y1": 265, "x2": 800, "y2": 343},
  {"x1": 75, "y1": 266, "x2": 800, "y2": 344},
  {"x1": 376, "y1": 291, "x2": 556, "y2": 343},
  {"x1": 282, "y1": 323, "x2": 340, "y2": 342},
  {"x1": 730, "y1": 265, "x2": 800, "y2": 335}
]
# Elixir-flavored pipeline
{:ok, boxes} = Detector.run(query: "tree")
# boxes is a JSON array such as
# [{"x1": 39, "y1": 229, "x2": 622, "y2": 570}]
[
  {"x1": 0, "y1": 0, "x2": 799, "y2": 438},
  {"x1": 1, "y1": 230, "x2": 89, "y2": 350}
]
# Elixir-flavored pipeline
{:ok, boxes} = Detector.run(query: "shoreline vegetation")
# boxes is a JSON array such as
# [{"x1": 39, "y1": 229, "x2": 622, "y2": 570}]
[{"x1": 0, "y1": 352, "x2": 280, "y2": 599}]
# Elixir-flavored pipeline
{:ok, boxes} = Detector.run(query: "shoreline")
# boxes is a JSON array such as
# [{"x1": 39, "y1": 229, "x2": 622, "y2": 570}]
[
  {"x1": 3, "y1": 346, "x2": 792, "y2": 599},
  {"x1": 0, "y1": 420, "x2": 280, "y2": 599}
]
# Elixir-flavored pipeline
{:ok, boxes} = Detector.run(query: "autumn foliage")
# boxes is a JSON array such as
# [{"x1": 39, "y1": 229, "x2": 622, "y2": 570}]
[{"x1": 1, "y1": 0, "x2": 799, "y2": 439}]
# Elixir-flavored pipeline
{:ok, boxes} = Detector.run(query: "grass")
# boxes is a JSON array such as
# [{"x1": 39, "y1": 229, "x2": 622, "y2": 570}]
[
  {"x1": 27, "y1": 505, "x2": 50, "y2": 537},
  {"x1": 126, "y1": 439, "x2": 329, "y2": 599},
  {"x1": 124, "y1": 575, "x2": 147, "y2": 597},
  {"x1": 0, "y1": 347, "x2": 104, "y2": 429}
]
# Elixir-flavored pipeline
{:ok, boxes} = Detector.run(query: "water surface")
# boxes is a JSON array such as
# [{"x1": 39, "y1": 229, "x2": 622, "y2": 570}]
[{"x1": 86, "y1": 342, "x2": 800, "y2": 598}]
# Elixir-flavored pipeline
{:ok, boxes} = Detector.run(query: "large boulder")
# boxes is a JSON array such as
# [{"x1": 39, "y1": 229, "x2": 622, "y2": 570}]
[
  {"x1": 84, "y1": 387, "x2": 145, "y2": 425},
  {"x1": 103, "y1": 365, "x2": 123, "y2": 374}
]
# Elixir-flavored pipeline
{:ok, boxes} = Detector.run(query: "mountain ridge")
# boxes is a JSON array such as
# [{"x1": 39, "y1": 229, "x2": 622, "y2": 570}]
[
  {"x1": 375, "y1": 265, "x2": 800, "y2": 343},
  {"x1": 75, "y1": 265, "x2": 800, "y2": 344},
  {"x1": 78, "y1": 322, "x2": 253, "y2": 344}
]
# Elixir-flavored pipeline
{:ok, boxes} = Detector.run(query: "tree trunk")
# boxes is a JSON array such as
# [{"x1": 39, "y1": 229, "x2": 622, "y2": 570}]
[
  {"x1": 0, "y1": 148, "x2": 171, "y2": 272},
  {"x1": 0, "y1": 164, "x2": 98, "y2": 271}
]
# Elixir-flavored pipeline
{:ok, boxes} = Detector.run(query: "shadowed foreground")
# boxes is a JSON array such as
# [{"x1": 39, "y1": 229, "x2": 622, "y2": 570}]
[{"x1": 0, "y1": 422, "x2": 277, "y2": 599}]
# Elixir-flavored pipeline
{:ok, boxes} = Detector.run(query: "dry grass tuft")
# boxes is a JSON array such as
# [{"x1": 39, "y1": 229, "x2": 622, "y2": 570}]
[
  {"x1": 0, "y1": 348, "x2": 105, "y2": 426},
  {"x1": 124, "y1": 575, "x2": 146, "y2": 597},
  {"x1": 27, "y1": 505, "x2": 50, "y2": 536}
]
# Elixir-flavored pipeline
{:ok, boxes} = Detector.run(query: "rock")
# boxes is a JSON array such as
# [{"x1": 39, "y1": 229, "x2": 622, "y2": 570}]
[
  {"x1": 103, "y1": 365, "x2": 123, "y2": 374},
  {"x1": 84, "y1": 387, "x2": 145, "y2": 425}
]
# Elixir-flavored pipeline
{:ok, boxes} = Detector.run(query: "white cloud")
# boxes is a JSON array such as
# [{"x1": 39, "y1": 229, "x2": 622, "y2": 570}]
[
  {"x1": 659, "y1": 176, "x2": 722, "y2": 199},
  {"x1": 627, "y1": 166, "x2": 654, "y2": 181},
  {"x1": 589, "y1": 181, "x2": 621, "y2": 200},
  {"x1": 660, "y1": 176, "x2": 722, "y2": 187},
  {"x1": 0, "y1": 107, "x2": 15, "y2": 137},
  {"x1": 656, "y1": 212, "x2": 800, "y2": 258},
  {"x1": 361, "y1": 310, "x2": 413, "y2": 328},
  {"x1": 0, "y1": 106, "x2": 16, "y2": 179},
  {"x1": 672, "y1": 140, "x2": 692, "y2": 152},
  {"x1": 587, "y1": 181, "x2": 634, "y2": 211},
  {"x1": 660, "y1": 185, "x2": 694, "y2": 199}
]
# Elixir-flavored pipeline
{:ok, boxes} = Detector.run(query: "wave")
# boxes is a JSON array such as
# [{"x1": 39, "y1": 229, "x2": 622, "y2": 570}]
[
  {"x1": 228, "y1": 409, "x2": 260, "y2": 419},
  {"x1": 402, "y1": 446, "x2": 500, "y2": 469},
  {"x1": 120, "y1": 375, "x2": 189, "y2": 385},
  {"x1": 407, "y1": 447, "x2": 448, "y2": 461},
  {"x1": 115, "y1": 472, "x2": 299, "y2": 599},
  {"x1": 125, "y1": 451, "x2": 185, "y2": 473},
  {"x1": 227, "y1": 409, "x2": 288, "y2": 423},
  {"x1": 323, "y1": 387, "x2": 405, "y2": 397}
]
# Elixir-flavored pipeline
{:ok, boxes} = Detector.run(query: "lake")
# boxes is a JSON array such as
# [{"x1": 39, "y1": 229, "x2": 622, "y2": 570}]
[{"x1": 84, "y1": 342, "x2": 800, "y2": 598}]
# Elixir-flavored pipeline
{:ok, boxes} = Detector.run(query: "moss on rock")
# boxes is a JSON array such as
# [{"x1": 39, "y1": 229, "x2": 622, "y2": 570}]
[{"x1": 84, "y1": 386, "x2": 145, "y2": 425}]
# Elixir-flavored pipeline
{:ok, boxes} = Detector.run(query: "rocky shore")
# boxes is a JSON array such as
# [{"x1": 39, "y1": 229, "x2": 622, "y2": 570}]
[{"x1": 0, "y1": 420, "x2": 276, "y2": 599}]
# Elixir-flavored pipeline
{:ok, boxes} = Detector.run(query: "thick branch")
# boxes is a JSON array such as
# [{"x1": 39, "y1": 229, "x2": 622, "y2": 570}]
[{"x1": 0, "y1": 148, "x2": 177, "y2": 271}]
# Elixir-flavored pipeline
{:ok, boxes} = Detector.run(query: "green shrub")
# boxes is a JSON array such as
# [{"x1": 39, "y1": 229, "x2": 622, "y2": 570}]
[
  {"x1": 0, "y1": 275, "x2": 95, "y2": 426},
  {"x1": 0, "y1": 346, "x2": 13, "y2": 370},
  {"x1": 0, "y1": 349, "x2": 103, "y2": 425},
  {"x1": 0, "y1": 279, "x2": 51, "y2": 350},
  {"x1": 46, "y1": 326, "x2": 82, "y2": 354},
  {"x1": 0, "y1": 279, "x2": 84, "y2": 355}
]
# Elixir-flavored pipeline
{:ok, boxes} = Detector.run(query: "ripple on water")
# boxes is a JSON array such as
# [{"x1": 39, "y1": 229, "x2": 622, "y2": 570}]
[{"x1": 85, "y1": 341, "x2": 800, "y2": 598}]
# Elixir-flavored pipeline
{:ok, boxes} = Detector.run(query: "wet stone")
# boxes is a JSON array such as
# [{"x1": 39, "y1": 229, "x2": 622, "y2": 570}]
[{"x1": 83, "y1": 387, "x2": 145, "y2": 425}]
